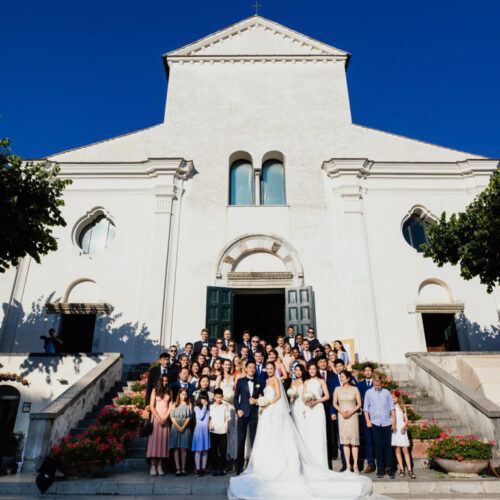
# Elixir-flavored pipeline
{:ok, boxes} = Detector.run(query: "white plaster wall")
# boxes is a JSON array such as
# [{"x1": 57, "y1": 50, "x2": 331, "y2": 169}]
[
  {"x1": 0, "y1": 354, "x2": 105, "y2": 437},
  {"x1": 5, "y1": 187, "x2": 161, "y2": 362}
]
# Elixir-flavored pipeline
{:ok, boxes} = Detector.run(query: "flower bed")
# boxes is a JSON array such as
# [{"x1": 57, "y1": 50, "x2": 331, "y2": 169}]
[
  {"x1": 97, "y1": 405, "x2": 144, "y2": 429},
  {"x1": 113, "y1": 391, "x2": 146, "y2": 410},
  {"x1": 51, "y1": 425, "x2": 135, "y2": 476}
]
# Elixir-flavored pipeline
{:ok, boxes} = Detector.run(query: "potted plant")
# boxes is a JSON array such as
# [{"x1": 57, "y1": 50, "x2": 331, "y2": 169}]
[
  {"x1": 97, "y1": 404, "x2": 145, "y2": 435},
  {"x1": 406, "y1": 407, "x2": 425, "y2": 425},
  {"x1": 427, "y1": 430, "x2": 494, "y2": 474},
  {"x1": 51, "y1": 429, "x2": 129, "y2": 477},
  {"x1": 408, "y1": 423, "x2": 444, "y2": 458}
]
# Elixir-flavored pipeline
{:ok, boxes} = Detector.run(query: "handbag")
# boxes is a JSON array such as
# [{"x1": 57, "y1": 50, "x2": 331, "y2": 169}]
[{"x1": 145, "y1": 414, "x2": 154, "y2": 435}]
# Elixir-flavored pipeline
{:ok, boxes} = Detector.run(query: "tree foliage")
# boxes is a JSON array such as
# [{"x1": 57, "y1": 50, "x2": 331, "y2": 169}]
[
  {"x1": 0, "y1": 137, "x2": 72, "y2": 273},
  {"x1": 422, "y1": 167, "x2": 500, "y2": 293}
]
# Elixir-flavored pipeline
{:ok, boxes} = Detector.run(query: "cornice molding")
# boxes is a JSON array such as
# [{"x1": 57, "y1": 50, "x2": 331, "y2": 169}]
[
  {"x1": 52, "y1": 157, "x2": 195, "y2": 181},
  {"x1": 322, "y1": 158, "x2": 499, "y2": 179},
  {"x1": 167, "y1": 55, "x2": 347, "y2": 65}
]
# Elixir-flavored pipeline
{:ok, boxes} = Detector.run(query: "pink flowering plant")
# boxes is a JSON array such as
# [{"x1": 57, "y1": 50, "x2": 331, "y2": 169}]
[
  {"x1": 426, "y1": 428, "x2": 494, "y2": 461},
  {"x1": 50, "y1": 429, "x2": 131, "y2": 466},
  {"x1": 408, "y1": 423, "x2": 444, "y2": 440},
  {"x1": 113, "y1": 391, "x2": 146, "y2": 410},
  {"x1": 96, "y1": 404, "x2": 143, "y2": 429}
]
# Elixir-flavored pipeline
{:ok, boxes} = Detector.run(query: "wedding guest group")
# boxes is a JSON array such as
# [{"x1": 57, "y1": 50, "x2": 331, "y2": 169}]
[{"x1": 145, "y1": 327, "x2": 415, "y2": 479}]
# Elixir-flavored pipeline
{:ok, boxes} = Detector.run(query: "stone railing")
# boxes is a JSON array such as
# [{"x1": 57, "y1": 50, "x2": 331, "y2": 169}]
[
  {"x1": 406, "y1": 352, "x2": 500, "y2": 457},
  {"x1": 23, "y1": 352, "x2": 123, "y2": 470}
]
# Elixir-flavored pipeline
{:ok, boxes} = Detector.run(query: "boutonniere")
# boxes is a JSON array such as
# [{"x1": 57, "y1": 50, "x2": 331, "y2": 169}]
[{"x1": 256, "y1": 384, "x2": 261, "y2": 389}]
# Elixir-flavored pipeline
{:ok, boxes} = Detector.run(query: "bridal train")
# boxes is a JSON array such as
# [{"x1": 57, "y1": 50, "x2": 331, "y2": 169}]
[{"x1": 227, "y1": 371, "x2": 383, "y2": 500}]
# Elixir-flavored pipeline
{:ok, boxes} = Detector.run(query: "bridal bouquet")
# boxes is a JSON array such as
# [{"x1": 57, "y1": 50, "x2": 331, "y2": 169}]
[
  {"x1": 287, "y1": 388, "x2": 299, "y2": 400},
  {"x1": 223, "y1": 389, "x2": 234, "y2": 403},
  {"x1": 303, "y1": 392, "x2": 317, "y2": 403},
  {"x1": 257, "y1": 396, "x2": 270, "y2": 415}
]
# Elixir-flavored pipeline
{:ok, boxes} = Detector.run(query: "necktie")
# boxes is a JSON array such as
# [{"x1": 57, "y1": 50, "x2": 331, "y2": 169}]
[
  {"x1": 161, "y1": 368, "x2": 167, "y2": 375},
  {"x1": 321, "y1": 371, "x2": 326, "y2": 381},
  {"x1": 368, "y1": 381, "x2": 371, "y2": 387}
]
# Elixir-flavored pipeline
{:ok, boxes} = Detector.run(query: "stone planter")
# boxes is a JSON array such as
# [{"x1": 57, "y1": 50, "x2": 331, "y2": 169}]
[
  {"x1": 59, "y1": 460, "x2": 105, "y2": 477},
  {"x1": 435, "y1": 457, "x2": 489, "y2": 474},
  {"x1": 410, "y1": 439, "x2": 430, "y2": 458}
]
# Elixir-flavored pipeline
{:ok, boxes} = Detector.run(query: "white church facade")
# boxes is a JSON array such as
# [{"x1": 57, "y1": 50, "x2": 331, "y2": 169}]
[{"x1": 1, "y1": 16, "x2": 499, "y2": 364}]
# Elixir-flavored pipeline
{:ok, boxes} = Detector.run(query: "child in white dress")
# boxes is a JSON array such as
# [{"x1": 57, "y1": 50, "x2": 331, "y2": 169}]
[{"x1": 391, "y1": 390, "x2": 416, "y2": 478}]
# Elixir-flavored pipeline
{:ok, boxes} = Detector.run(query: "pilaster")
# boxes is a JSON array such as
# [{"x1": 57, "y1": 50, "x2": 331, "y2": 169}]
[{"x1": 322, "y1": 158, "x2": 382, "y2": 362}]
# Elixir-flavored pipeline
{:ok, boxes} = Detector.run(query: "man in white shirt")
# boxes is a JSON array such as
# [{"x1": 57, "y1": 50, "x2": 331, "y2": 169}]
[{"x1": 210, "y1": 388, "x2": 230, "y2": 476}]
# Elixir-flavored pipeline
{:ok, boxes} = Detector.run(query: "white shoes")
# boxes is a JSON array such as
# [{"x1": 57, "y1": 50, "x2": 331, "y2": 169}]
[
  {"x1": 157, "y1": 465, "x2": 165, "y2": 476},
  {"x1": 150, "y1": 465, "x2": 157, "y2": 476}
]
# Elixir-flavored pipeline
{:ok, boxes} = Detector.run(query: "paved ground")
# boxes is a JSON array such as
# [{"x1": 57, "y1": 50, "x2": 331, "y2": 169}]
[{"x1": 0, "y1": 468, "x2": 498, "y2": 499}]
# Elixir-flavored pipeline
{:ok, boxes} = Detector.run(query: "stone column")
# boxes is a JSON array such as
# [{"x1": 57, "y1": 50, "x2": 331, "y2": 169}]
[{"x1": 322, "y1": 159, "x2": 382, "y2": 362}]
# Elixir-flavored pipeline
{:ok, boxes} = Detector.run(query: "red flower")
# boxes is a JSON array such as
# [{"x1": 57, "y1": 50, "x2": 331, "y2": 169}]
[
  {"x1": 457, "y1": 456, "x2": 463, "y2": 461},
  {"x1": 460, "y1": 441, "x2": 465, "y2": 446},
  {"x1": 52, "y1": 445, "x2": 62, "y2": 454},
  {"x1": 440, "y1": 450, "x2": 445, "y2": 454},
  {"x1": 448, "y1": 429, "x2": 453, "y2": 434}
]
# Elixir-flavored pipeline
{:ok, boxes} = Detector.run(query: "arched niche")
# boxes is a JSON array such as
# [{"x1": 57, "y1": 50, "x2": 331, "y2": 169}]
[
  {"x1": 418, "y1": 279, "x2": 452, "y2": 303},
  {"x1": 64, "y1": 279, "x2": 100, "y2": 303},
  {"x1": 216, "y1": 234, "x2": 304, "y2": 287}
]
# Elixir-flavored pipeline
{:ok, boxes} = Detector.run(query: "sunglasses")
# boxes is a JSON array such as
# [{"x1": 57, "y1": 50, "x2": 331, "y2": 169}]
[{"x1": 216, "y1": 341, "x2": 223, "y2": 344}]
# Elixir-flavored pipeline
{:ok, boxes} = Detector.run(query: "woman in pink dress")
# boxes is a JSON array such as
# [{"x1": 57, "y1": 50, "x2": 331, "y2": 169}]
[{"x1": 146, "y1": 374, "x2": 172, "y2": 475}]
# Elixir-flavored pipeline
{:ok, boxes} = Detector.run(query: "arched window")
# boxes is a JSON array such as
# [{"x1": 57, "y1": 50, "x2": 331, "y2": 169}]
[
  {"x1": 78, "y1": 215, "x2": 116, "y2": 255},
  {"x1": 403, "y1": 214, "x2": 429, "y2": 252},
  {"x1": 0, "y1": 386, "x2": 20, "y2": 443},
  {"x1": 261, "y1": 159, "x2": 285, "y2": 205},
  {"x1": 229, "y1": 160, "x2": 254, "y2": 205}
]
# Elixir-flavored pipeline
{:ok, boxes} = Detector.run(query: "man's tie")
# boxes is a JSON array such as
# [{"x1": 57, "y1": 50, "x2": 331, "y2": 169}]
[
  {"x1": 367, "y1": 380, "x2": 371, "y2": 388},
  {"x1": 321, "y1": 371, "x2": 326, "y2": 381},
  {"x1": 161, "y1": 368, "x2": 167, "y2": 375}
]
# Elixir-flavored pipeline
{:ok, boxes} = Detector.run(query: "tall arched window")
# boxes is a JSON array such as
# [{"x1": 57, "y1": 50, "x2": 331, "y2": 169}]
[
  {"x1": 261, "y1": 159, "x2": 285, "y2": 205},
  {"x1": 402, "y1": 214, "x2": 429, "y2": 252},
  {"x1": 229, "y1": 159, "x2": 254, "y2": 205}
]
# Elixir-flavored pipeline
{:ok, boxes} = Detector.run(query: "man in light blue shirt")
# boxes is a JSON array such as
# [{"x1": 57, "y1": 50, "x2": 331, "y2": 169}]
[{"x1": 363, "y1": 375, "x2": 396, "y2": 478}]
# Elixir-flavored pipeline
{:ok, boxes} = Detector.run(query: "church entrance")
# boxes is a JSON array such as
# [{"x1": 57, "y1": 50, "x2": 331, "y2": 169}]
[
  {"x1": 59, "y1": 314, "x2": 97, "y2": 352},
  {"x1": 422, "y1": 313, "x2": 460, "y2": 352},
  {"x1": 205, "y1": 285, "x2": 316, "y2": 343},
  {"x1": 233, "y1": 289, "x2": 285, "y2": 344}
]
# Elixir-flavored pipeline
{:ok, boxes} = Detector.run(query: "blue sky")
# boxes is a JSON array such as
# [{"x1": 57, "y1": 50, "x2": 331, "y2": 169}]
[{"x1": 1, "y1": 0, "x2": 499, "y2": 159}]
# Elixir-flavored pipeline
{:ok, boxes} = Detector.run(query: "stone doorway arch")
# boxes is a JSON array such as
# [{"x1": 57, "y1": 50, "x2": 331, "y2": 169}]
[{"x1": 215, "y1": 234, "x2": 304, "y2": 287}]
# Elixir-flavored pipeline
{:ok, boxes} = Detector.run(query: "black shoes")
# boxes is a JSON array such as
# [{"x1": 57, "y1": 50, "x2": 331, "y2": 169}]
[
  {"x1": 339, "y1": 464, "x2": 347, "y2": 472},
  {"x1": 376, "y1": 470, "x2": 384, "y2": 478}
]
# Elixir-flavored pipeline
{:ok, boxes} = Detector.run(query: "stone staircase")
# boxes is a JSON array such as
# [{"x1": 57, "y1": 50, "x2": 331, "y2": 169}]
[
  {"x1": 68, "y1": 363, "x2": 150, "y2": 473},
  {"x1": 398, "y1": 382, "x2": 472, "y2": 437}
]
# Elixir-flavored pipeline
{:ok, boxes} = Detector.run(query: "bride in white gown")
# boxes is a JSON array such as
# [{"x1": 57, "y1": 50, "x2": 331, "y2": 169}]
[{"x1": 227, "y1": 361, "x2": 377, "y2": 500}]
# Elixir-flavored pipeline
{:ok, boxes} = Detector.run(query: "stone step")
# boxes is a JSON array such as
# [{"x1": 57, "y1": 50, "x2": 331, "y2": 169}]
[{"x1": 1, "y1": 471, "x2": 499, "y2": 496}]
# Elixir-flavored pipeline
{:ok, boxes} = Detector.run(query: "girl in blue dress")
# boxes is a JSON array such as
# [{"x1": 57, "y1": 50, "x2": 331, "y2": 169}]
[{"x1": 191, "y1": 391, "x2": 211, "y2": 476}]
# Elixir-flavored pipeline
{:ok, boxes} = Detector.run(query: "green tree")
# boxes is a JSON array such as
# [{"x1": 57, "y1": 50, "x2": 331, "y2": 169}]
[
  {"x1": 422, "y1": 167, "x2": 500, "y2": 293},
  {"x1": 0, "y1": 137, "x2": 72, "y2": 273}
]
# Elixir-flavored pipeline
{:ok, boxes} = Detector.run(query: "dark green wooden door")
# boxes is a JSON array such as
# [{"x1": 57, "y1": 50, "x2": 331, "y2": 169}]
[
  {"x1": 206, "y1": 286, "x2": 234, "y2": 342},
  {"x1": 285, "y1": 286, "x2": 316, "y2": 336}
]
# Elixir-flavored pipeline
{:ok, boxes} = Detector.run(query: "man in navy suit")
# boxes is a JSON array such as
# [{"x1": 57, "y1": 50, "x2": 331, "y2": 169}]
[
  {"x1": 357, "y1": 364, "x2": 376, "y2": 473},
  {"x1": 170, "y1": 368, "x2": 196, "y2": 400},
  {"x1": 328, "y1": 358, "x2": 357, "y2": 471},
  {"x1": 253, "y1": 351, "x2": 268, "y2": 386},
  {"x1": 285, "y1": 325, "x2": 296, "y2": 348},
  {"x1": 237, "y1": 330, "x2": 251, "y2": 354},
  {"x1": 193, "y1": 328, "x2": 214, "y2": 355},
  {"x1": 234, "y1": 361, "x2": 263, "y2": 474},
  {"x1": 239, "y1": 345, "x2": 254, "y2": 364}
]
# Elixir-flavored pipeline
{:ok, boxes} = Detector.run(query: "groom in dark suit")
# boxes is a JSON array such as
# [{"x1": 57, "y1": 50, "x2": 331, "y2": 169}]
[{"x1": 234, "y1": 361, "x2": 263, "y2": 475}]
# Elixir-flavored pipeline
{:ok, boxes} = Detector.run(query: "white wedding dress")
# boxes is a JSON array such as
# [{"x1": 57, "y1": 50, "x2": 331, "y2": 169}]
[{"x1": 227, "y1": 378, "x2": 383, "y2": 500}]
